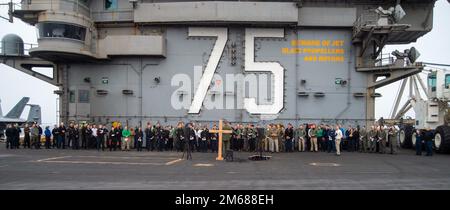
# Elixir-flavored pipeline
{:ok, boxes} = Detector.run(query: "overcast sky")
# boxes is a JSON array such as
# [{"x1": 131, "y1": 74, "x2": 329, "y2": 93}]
[{"x1": 0, "y1": 0, "x2": 449, "y2": 127}]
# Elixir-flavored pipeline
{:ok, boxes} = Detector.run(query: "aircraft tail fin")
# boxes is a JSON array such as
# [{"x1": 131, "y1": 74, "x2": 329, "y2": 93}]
[
  {"x1": 27, "y1": 104, "x2": 42, "y2": 124},
  {"x1": 5, "y1": 97, "x2": 30, "y2": 119}
]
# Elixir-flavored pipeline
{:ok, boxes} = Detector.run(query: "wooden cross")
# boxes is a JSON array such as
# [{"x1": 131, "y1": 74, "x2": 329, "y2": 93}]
[{"x1": 209, "y1": 119, "x2": 232, "y2": 161}]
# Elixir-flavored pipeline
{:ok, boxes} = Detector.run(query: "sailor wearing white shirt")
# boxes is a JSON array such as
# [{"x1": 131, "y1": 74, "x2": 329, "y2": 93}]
[
  {"x1": 91, "y1": 125, "x2": 98, "y2": 149},
  {"x1": 92, "y1": 126, "x2": 98, "y2": 138},
  {"x1": 195, "y1": 126, "x2": 203, "y2": 152},
  {"x1": 335, "y1": 125, "x2": 343, "y2": 156}
]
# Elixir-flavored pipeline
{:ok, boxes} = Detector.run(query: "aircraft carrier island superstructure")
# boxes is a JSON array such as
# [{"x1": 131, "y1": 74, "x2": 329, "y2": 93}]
[{"x1": 1, "y1": 0, "x2": 436, "y2": 127}]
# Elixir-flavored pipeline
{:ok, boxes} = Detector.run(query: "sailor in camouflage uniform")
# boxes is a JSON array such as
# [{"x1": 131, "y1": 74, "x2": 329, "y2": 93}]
[
  {"x1": 295, "y1": 125, "x2": 306, "y2": 152},
  {"x1": 222, "y1": 121, "x2": 232, "y2": 154},
  {"x1": 277, "y1": 124, "x2": 285, "y2": 153},
  {"x1": 388, "y1": 125, "x2": 399, "y2": 155},
  {"x1": 378, "y1": 126, "x2": 387, "y2": 154},
  {"x1": 359, "y1": 125, "x2": 368, "y2": 153},
  {"x1": 247, "y1": 124, "x2": 257, "y2": 152},
  {"x1": 368, "y1": 126, "x2": 378, "y2": 153}
]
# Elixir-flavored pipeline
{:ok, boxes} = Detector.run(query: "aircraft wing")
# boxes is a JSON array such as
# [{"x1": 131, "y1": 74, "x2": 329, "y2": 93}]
[{"x1": 0, "y1": 117, "x2": 27, "y2": 124}]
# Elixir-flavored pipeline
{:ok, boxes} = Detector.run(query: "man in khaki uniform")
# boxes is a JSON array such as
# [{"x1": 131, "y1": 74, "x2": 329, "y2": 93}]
[
  {"x1": 295, "y1": 125, "x2": 306, "y2": 152},
  {"x1": 31, "y1": 123, "x2": 40, "y2": 149},
  {"x1": 308, "y1": 125, "x2": 318, "y2": 152},
  {"x1": 335, "y1": 125, "x2": 343, "y2": 156},
  {"x1": 268, "y1": 124, "x2": 279, "y2": 153}
]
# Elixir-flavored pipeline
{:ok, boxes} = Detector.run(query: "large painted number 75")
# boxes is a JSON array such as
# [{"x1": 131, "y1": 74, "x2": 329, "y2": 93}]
[{"x1": 188, "y1": 27, "x2": 285, "y2": 115}]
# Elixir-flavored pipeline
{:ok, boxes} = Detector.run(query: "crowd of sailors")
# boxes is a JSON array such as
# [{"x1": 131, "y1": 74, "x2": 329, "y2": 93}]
[{"x1": 3, "y1": 120, "x2": 435, "y2": 156}]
